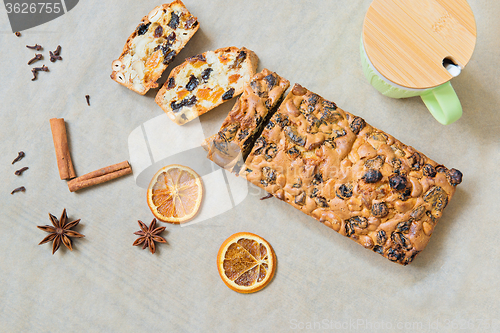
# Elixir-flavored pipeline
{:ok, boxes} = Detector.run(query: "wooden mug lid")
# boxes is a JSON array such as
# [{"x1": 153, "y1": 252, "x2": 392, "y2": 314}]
[{"x1": 362, "y1": 0, "x2": 476, "y2": 89}]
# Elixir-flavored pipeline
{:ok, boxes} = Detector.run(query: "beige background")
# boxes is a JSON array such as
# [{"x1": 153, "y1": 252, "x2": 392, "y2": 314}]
[{"x1": 1, "y1": 0, "x2": 499, "y2": 332}]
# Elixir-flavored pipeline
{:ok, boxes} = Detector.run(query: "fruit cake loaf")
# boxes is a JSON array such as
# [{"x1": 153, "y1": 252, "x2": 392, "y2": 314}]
[
  {"x1": 155, "y1": 47, "x2": 259, "y2": 125},
  {"x1": 243, "y1": 84, "x2": 463, "y2": 265},
  {"x1": 110, "y1": 1, "x2": 199, "y2": 95},
  {"x1": 203, "y1": 69, "x2": 290, "y2": 172}
]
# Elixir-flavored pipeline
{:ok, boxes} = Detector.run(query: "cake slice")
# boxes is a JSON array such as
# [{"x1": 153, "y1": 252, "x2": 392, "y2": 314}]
[
  {"x1": 155, "y1": 47, "x2": 259, "y2": 125},
  {"x1": 203, "y1": 69, "x2": 290, "y2": 172},
  {"x1": 110, "y1": 1, "x2": 199, "y2": 95},
  {"x1": 243, "y1": 84, "x2": 462, "y2": 265}
]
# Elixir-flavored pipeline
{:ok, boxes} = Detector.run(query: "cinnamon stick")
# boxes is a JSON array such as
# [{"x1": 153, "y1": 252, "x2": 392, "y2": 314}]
[
  {"x1": 67, "y1": 161, "x2": 132, "y2": 192},
  {"x1": 49, "y1": 118, "x2": 76, "y2": 180}
]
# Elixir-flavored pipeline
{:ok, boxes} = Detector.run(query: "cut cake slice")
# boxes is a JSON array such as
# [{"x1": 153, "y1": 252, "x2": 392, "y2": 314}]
[
  {"x1": 155, "y1": 47, "x2": 258, "y2": 125},
  {"x1": 203, "y1": 69, "x2": 290, "y2": 172},
  {"x1": 110, "y1": 1, "x2": 199, "y2": 95}
]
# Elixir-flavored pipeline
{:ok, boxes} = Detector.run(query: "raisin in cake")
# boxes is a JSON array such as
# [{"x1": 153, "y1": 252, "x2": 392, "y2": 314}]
[
  {"x1": 203, "y1": 69, "x2": 290, "y2": 172},
  {"x1": 110, "y1": 1, "x2": 199, "y2": 95},
  {"x1": 155, "y1": 47, "x2": 259, "y2": 125},
  {"x1": 243, "y1": 84, "x2": 463, "y2": 265}
]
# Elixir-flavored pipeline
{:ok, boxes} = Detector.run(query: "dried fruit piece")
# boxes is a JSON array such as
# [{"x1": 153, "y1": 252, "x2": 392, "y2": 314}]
[
  {"x1": 264, "y1": 73, "x2": 276, "y2": 88},
  {"x1": 371, "y1": 202, "x2": 389, "y2": 218},
  {"x1": 185, "y1": 75, "x2": 199, "y2": 91},
  {"x1": 344, "y1": 221, "x2": 355, "y2": 237},
  {"x1": 362, "y1": 169, "x2": 382, "y2": 183},
  {"x1": 168, "y1": 11, "x2": 180, "y2": 29},
  {"x1": 446, "y1": 168, "x2": 463, "y2": 186},
  {"x1": 423, "y1": 164, "x2": 437, "y2": 177},
  {"x1": 170, "y1": 95, "x2": 197, "y2": 111},
  {"x1": 167, "y1": 77, "x2": 175, "y2": 89},
  {"x1": 264, "y1": 143, "x2": 278, "y2": 161},
  {"x1": 350, "y1": 116, "x2": 366, "y2": 134},
  {"x1": 261, "y1": 167, "x2": 276, "y2": 186},
  {"x1": 436, "y1": 165, "x2": 448, "y2": 173},
  {"x1": 423, "y1": 186, "x2": 448, "y2": 216},
  {"x1": 410, "y1": 206, "x2": 426, "y2": 220},
  {"x1": 408, "y1": 152, "x2": 424, "y2": 170},
  {"x1": 154, "y1": 25, "x2": 164, "y2": 38},
  {"x1": 163, "y1": 50, "x2": 176, "y2": 65},
  {"x1": 387, "y1": 247, "x2": 403, "y2": 262},
  {"x1": 201, "y1": 68, "x2": 212, "y2": 82},
  {"x1": 185, "y1": 16, "x2": 198, "y2": 29},
  {"x1": 364, "y1": 155, "x2": 385, "y2": 170},
  {"x1": 391, "y1": 232, "x2": 411, "y2": 249},
  {"x1": 230, "y1": 50, "x2": 247, "y2": 69},
  {"x1": 373, "y1": 245, "x2": 384, "y2": 254},
  {"x1": 295, "y1": 192, "x2": 306, "y2": 206},
  {"x1": 348, "y1": 216, "x2": 368, "y2": 229},
  {"x1": 137, "y1": 22, "x2": 151, "y2": 35},
  {"x1": 389, "y1": 174, "x2": 407, "y2": 191},
  {"x1": 284, "y1": 126, "x2": 306, "y2": 146},
  {"x1": 222, "y1": 88, "x2": 235, "y2": 100},
  {"x1": 336, "y1": 183, "x2": 353, "y2": 200},
  {"x1": 396, "y1": 220, "x2": 411, "y2": 233},
  {"x1": 166, "y1": 31, "x2": 176, "y2": 45},
  {"x1": 376, "y1": 230, "x2": 387, "y2": 244}
]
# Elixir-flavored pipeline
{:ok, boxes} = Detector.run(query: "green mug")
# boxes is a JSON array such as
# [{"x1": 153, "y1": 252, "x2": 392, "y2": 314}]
[{"x1": 360, "y1": 39, "x2": 462, "y2": 125}]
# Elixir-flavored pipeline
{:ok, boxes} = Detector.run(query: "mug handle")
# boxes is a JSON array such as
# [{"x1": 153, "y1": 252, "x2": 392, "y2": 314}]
[{"x1": 420, "y1": 82, "x2": 462, "y2": 125}]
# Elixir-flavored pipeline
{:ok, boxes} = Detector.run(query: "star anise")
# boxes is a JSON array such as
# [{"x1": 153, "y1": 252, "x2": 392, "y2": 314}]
[
  {"x1": 133, "y1": 218, "x2": 167, "y2": 254},
  {"x1": 37, "y1": 209, "x2": 84, "y2": 254}
]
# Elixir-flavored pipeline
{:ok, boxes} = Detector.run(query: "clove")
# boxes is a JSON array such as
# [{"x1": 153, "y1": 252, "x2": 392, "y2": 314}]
[
  {"x1": 49, "y1": 46, "x2": 62, "y2": 62},
  {"x1": 15, "y1": 31, "x2": 21, "y2": 37},
  {"x1": 31, "y1": 65, "x2": 49, "y2": 81},
  {"x1": 85, "y1": 95, "x2": 90, "y2": 106},
  {"x1": 12, "y1": 151, "x2": 25, "y2": 164},
  {"x1": 15, "y1": 167, "x2": 29, "y2": 176},
  {"x1": 11, "y1": 186, "x2": 26, "y2": 195},
  {"x1": 28, "y1": 54, "x2": 43, "y2": 65},
  {"x1": 35, "y1": 65, "x2": 49, "y2": 72},
  {"x1": 26, "y1": 44, "x2": 43, "y2": 51},
  {"x1": 49, "y1": 51, "x2": 62, "y2": 62},
  {"x1": 260, "y1": 193, "x2": 273, "y2": 200}
]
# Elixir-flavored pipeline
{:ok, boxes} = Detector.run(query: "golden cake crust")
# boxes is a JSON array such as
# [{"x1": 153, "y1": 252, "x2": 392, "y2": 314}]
[{"x1": 243, "y1": 84, "x2": 462, "y2": 265}]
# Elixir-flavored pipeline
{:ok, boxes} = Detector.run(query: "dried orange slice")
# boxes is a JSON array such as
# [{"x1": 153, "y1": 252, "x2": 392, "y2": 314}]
[
  {"x1": 217, "y1": 232, "x2": 276, "y2": 293},
  {"x1": 147, "y1": 164, "x2": 203, "y2": 224}
]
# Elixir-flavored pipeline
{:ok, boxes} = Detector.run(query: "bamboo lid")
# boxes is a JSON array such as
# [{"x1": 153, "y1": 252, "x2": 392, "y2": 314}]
[{"x1": 362, "y1": 0, "x2": 476, "y2": 89}]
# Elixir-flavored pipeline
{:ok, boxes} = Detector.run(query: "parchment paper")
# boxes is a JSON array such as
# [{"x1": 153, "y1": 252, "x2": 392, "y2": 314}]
[{"x1": 1, "y1": 0, "x2": 499, "y2": 332}]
